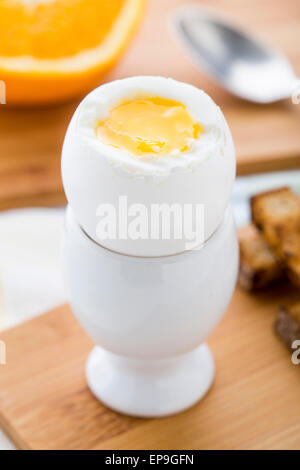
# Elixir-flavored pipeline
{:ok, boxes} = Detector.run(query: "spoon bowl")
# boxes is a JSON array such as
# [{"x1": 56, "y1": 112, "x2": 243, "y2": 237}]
[{"x1": 173, "y1": 6, "x2": 297, "y2": 103}]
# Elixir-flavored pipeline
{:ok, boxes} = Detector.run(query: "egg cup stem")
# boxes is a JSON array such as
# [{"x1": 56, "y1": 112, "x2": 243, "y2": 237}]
[{"x1": 86, "y1": 344, "x2": 215, "y2": 417}]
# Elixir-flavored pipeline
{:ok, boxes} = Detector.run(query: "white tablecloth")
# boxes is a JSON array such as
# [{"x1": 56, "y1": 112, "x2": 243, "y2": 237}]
[{"x1": 0, "y1": 208, "x2": 66, "y2": 450}]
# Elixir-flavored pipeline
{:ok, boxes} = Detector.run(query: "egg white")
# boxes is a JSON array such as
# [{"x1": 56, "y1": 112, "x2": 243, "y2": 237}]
[{"x1": 62, "y1": 76, "x2": 236, "y2": 256}]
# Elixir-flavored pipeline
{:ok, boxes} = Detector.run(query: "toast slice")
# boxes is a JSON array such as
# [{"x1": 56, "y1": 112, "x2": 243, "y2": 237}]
[
  {"x1": 238, "y1": 224, "x2": 282, "y2": 290},
  {"x1": 274, "y1": 302, "x2": 300, "y2": 350},
  {"x1": 251, "y1": 187, "x2": 300, "y2": 288}
]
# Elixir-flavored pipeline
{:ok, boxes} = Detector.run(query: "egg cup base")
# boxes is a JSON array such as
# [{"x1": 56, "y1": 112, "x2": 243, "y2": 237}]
[{"x1": 86, "y1": 343, "x2": 215, "y2": 418}]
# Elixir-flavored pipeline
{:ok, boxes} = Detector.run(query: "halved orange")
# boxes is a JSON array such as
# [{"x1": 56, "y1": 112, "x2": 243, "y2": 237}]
[{"x1": 0, "y1": 0, "x2": 145, "y2": 105}]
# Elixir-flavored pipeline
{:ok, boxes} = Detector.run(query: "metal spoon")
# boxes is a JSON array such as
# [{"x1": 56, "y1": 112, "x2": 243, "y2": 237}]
[{"x1": 173, "y1": 6, "x2": 298, "y2": 103}]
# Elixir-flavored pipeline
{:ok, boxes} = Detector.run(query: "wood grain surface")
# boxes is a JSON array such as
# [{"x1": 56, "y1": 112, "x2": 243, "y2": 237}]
[
  {"x1": 0, "y1": 283, "x2": 300, "y2": 450},
  {"x1": 0, "y1": 0, "x2": 300, "y2": 210}
]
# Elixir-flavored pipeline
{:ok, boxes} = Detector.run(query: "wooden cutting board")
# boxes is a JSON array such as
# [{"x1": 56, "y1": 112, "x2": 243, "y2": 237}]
[
  {"x1": 1, "y1": 283, "x2": 300, "y2": 450},
  {"x1": 0, "y1": 0, "x2": 300, "y2": 211}
]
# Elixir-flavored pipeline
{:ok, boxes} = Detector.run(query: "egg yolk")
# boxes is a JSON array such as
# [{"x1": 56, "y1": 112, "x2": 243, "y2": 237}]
[{"x1": 96, "y1": 96, "x2": 203, "y2": 157}]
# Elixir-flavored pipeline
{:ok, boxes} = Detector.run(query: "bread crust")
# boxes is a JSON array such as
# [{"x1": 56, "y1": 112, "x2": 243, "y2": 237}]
[
  {"x1": 238, "y1": 224, "x2": 282, "y2": 290},
  {"x1": 251, "y1": 187, "x2": 300, "y2": 288}
]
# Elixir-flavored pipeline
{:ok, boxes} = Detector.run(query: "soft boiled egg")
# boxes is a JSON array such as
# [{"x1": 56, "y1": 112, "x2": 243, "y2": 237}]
[{"x1": 62, "y1": 76, "x2": 235, "y2": 256}]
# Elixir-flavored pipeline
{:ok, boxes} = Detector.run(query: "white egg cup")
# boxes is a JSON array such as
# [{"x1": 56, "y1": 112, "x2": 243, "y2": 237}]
[{"x1": 63, "y1": 205, "x2": 238, "y2": 417}]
